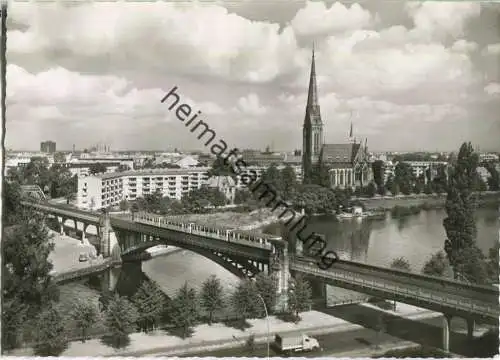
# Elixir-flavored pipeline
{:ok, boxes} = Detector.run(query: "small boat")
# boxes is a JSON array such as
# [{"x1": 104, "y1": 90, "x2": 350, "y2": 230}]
[
  {"x1": 336, "y1": 206, "x2": 385, "y2": 221},
  {"x1": 336, "y1": 212, "x2": 356, "y2": 220}
]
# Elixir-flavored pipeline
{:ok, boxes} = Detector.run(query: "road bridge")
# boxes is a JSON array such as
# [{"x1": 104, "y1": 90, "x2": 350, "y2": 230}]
[{"x1": 23, "y1": 200, "x2": 500, "y2": 352}]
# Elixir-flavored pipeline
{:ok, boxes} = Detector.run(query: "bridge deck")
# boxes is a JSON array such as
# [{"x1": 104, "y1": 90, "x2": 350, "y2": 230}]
[{"x1": 291, "y1": 257, "x2": 499, "y2": 323}]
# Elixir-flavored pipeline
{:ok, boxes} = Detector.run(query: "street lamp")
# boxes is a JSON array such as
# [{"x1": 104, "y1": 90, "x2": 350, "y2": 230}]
[{"x1": 256, "y1": 293, "x2": 270, "y2": 360}]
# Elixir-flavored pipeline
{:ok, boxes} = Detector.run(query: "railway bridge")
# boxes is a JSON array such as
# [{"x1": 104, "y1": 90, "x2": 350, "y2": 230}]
[{"x1": 22, "y1": 200, "x2": 500, "y2": 352}]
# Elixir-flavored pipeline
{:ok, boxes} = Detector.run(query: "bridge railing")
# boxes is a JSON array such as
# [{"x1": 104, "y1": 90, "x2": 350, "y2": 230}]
[
  {"x1": 290, "y1": 261, "x2": 498, "y2": 318},
  {"x1": 133, "y1": 213, "x2": 272, "y2": 250},
  {"x1": 22, "y1": 201, "x2": 100, "y2": 223}
]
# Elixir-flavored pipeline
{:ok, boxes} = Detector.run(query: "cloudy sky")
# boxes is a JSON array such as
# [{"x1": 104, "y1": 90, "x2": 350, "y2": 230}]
[{"x1": 5, "y1": 1, "x2": 500, "y2": 152}]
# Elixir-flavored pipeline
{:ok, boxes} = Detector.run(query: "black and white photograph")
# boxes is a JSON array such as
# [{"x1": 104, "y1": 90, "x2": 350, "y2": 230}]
[{"x1": 1, "y1": 0, "x2": 499, "y2": 357}]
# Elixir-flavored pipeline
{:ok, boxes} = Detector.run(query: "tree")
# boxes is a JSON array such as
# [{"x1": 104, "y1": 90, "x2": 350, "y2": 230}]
[
  {"x1": 432, "y1": 164, "x2": 448, "y2": 193},
  {"x1": 3, "y1": 180, "x2": 23, "y2": 226},
  {"x1": 485, "y1": 163, "x2": 500, "y2": 191},
  {"x1": 254, "y1": 273, "x2": 278, "y2": 316},
  {"x1": 443, "y1": 142, "x2": 482, "y2": 281},
  {"x1": 486, "y1": 242, "x2": 499, "y2": 283},
  {"x1": 390, "y1": 257, "x2": 411, "y2": 272},
  {"x1": 33, "y1": 305, "x2": 68, "y2": 356},
  {"x1": 372, "y1": 160, "x2": 385, "y2": 188},
  {"x1": 394, "y1": 162, "x2": 415, "y2": 195},
  {"x1": 3, "y1": 211, "x2": 60, "y2": 316},
  {"x1": 234, "y1": 188, "x2": 252, "y2": 205},
  {"x1": 390, "y1": 257, "x2": 411, "y2": 310},
  {"x1": 287, "y1": 275, "x2": 312, "y2": 320},
  {"x1": 89, "y1": 163, "x2": 107, "y2": 175},
  {"x1": 280, "y1": 165, "x2": 297, "y2": 199},
  {"x1": 2, "y1": 298, "x2": 29, "y2": 351},
  {"x1": 104, "y1": 294, "x2": 139, "y2": 337},
  {"x1": 170, "y1": 282, "x2": 199, "y2": 338},
  {"x1": 422, "y1": 251, "x2": 450, "y2": 277},
  {"x1": 131, "y1": 281, "x2": 166, "y2": 332},
  {"x1": 245, "y1": 334, "x2": 256, "y2": 354},
  {"x1": 311, "y1": 162, "x2": 330, "y2": 188},
  {"x1": 208, "y1": 156, "x2": 237, "y2": 179},
  {"x1": 98, "y1": 290, "x2": 115, "y2": 312},
  {"x1": 261, "y1": 164, "x2": 282, "y2": 192},
  {"x1": 200, "y1": 275, "x2": 225, "y2": 325},
  {"x1": 232, "y1": 279, "x2": 260, "y2": 328},
  {"x1": 71, "y1": 300, "x2": 99, "y2": 342},
  {"x1": 377, "y1": 184, "x2": 386, "y2": 196},
  {"x1": 365, "y1": 182, "x2": 377, "y2": 198},
  {"x1": 452, "y1": 246, "x2": 488, "y2": 284},
  {"x1": 119, "y1": 199, "x2": 130, "y2": 211}
]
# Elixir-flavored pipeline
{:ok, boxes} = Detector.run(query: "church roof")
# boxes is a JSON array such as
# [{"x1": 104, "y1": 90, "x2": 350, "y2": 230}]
[{"x1": 320, "y1": 143, "x2": 361, "y2": 164}]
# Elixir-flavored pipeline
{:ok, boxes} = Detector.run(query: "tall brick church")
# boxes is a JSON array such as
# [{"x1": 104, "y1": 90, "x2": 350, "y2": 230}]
[{"x1": 302, "y1": 48, "x2": 372, "y2": 189}]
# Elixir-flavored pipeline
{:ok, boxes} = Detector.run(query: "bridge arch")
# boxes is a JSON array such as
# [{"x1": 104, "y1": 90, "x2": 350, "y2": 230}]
[{"x1": 120, "y1": 239, "x2": 265, "y2": 279}]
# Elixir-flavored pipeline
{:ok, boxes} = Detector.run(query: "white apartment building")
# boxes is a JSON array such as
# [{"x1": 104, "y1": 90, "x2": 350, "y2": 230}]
[
  {"x1": 382, "y1": 161, "x2": 448, "y2": 183},
  {"x1": 406, "y1": 161, "x2": 448, "y2": 181},
  {"x1": 77, "y1": 168, "x2": 210, "y2": 210},
  {"x1": 480, "y1": 153, "x2": 499, "y2": 162},
  {"x1": 4, "y1": 152, "x2": 55, "y2": 176}
]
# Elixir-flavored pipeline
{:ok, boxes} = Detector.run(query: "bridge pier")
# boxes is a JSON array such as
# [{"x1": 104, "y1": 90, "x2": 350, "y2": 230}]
[
  {"x1": 442, "y1": 314, "x2": 452, "y2": 353},
  {"x1": 98, "y1": 212, "x2": 121, "y2": 260},
  {"x1": 269, "y1": 238, "x2": 290, "y2": 313},
  {"x1": 58, "y1": 216, "x2": 66, "y2": 235}
]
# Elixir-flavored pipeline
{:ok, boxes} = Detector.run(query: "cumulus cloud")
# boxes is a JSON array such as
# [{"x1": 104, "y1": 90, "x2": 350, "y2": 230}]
[
  {"x1": 406, "y1": 2, "x2": 481, "y2": 40},
  {"x1": 290, "y1": 1, "x2": 373, "y2": 36},
  {"x1": 484, "y1": 82, "x2": 500, "y2": 96},
  {"x1": 9, "y1": 2, "x2": 302, "y2": 84},
  {"x1": 234, "y1": 93, "x2": 267, "y2": 115},
  {"x1": 6, "y1": 64, "x2": 227, "y2": 148},
  {"x1": 5, "y1": 1, "x2": 499, "y2": 151},
  {"x1": 483, "y1": 43, "x2": 500, "y2": 55}
]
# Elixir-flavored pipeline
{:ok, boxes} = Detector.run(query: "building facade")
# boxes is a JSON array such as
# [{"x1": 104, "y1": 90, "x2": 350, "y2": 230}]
[
  {"x1": 206, "y1": 175, "x2": 236, "y2": 203},
  {"x1": 40, "y1": 141, "x2": 56, "y2": 153},
  {"x1": 302, "y1": 48, "x2": 372, "y2": 189},
  {"x1": 77, "y1": 168, "x2": 210, "y2": 210}
]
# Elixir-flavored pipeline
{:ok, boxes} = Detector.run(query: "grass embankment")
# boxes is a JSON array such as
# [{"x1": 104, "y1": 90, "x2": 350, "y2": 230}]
[{"x1": 165, "y1": 208, "x2": 292, "y2": 231}]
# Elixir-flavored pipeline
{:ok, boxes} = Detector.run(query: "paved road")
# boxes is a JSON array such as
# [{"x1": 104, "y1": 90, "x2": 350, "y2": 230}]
[{"x1": 176, "y1": 304, "x2": 498, "y2": 358}]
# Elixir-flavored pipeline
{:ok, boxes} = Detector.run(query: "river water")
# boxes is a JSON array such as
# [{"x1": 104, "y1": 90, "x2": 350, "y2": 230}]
[{"x1": 135, "y1": 208, "x2": 498, "y2": 303}]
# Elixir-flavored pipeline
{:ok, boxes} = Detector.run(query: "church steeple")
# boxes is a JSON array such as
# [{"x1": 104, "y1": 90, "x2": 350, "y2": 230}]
[
  {"x1": 306, "y1": 43, "x2": 321, "y2": 123},
  {"x1": 302, "y1": 44, "x2": 324, "y2": 184}
]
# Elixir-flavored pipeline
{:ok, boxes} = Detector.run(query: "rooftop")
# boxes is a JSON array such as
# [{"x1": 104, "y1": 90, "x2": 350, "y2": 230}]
[
  {"x1": 321, "y1": 143, "x2": 361, "y2": 164},
  {"x1": 90, "y1": 167, "x2": 211, "y2": 180}
]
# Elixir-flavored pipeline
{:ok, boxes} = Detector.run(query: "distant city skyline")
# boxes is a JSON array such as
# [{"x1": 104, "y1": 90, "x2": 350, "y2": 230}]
[{"x1": 6, "y1": 1, "x2": 500, "y2": 152}]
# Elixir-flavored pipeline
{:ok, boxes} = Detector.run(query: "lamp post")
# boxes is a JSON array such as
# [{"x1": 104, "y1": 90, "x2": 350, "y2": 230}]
[{"x1": 256, "y1": 293, "x2": 270, "y2": 360}]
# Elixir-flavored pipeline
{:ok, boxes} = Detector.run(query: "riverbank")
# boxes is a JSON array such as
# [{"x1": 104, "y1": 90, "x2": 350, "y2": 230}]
[{"x1": 358, "y1": 191, "x2": 500, "y2": 211}]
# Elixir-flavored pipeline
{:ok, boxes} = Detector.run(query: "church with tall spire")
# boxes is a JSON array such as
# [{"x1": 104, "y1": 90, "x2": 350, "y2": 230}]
[{"x1": 302, "y1": 46, "x2": 372, "y2": 189}]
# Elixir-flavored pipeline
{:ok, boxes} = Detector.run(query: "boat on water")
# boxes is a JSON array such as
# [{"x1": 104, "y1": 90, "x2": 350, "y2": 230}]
[{"x1": 336, "y1": 206, "x2": 385, "y2": 221}]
